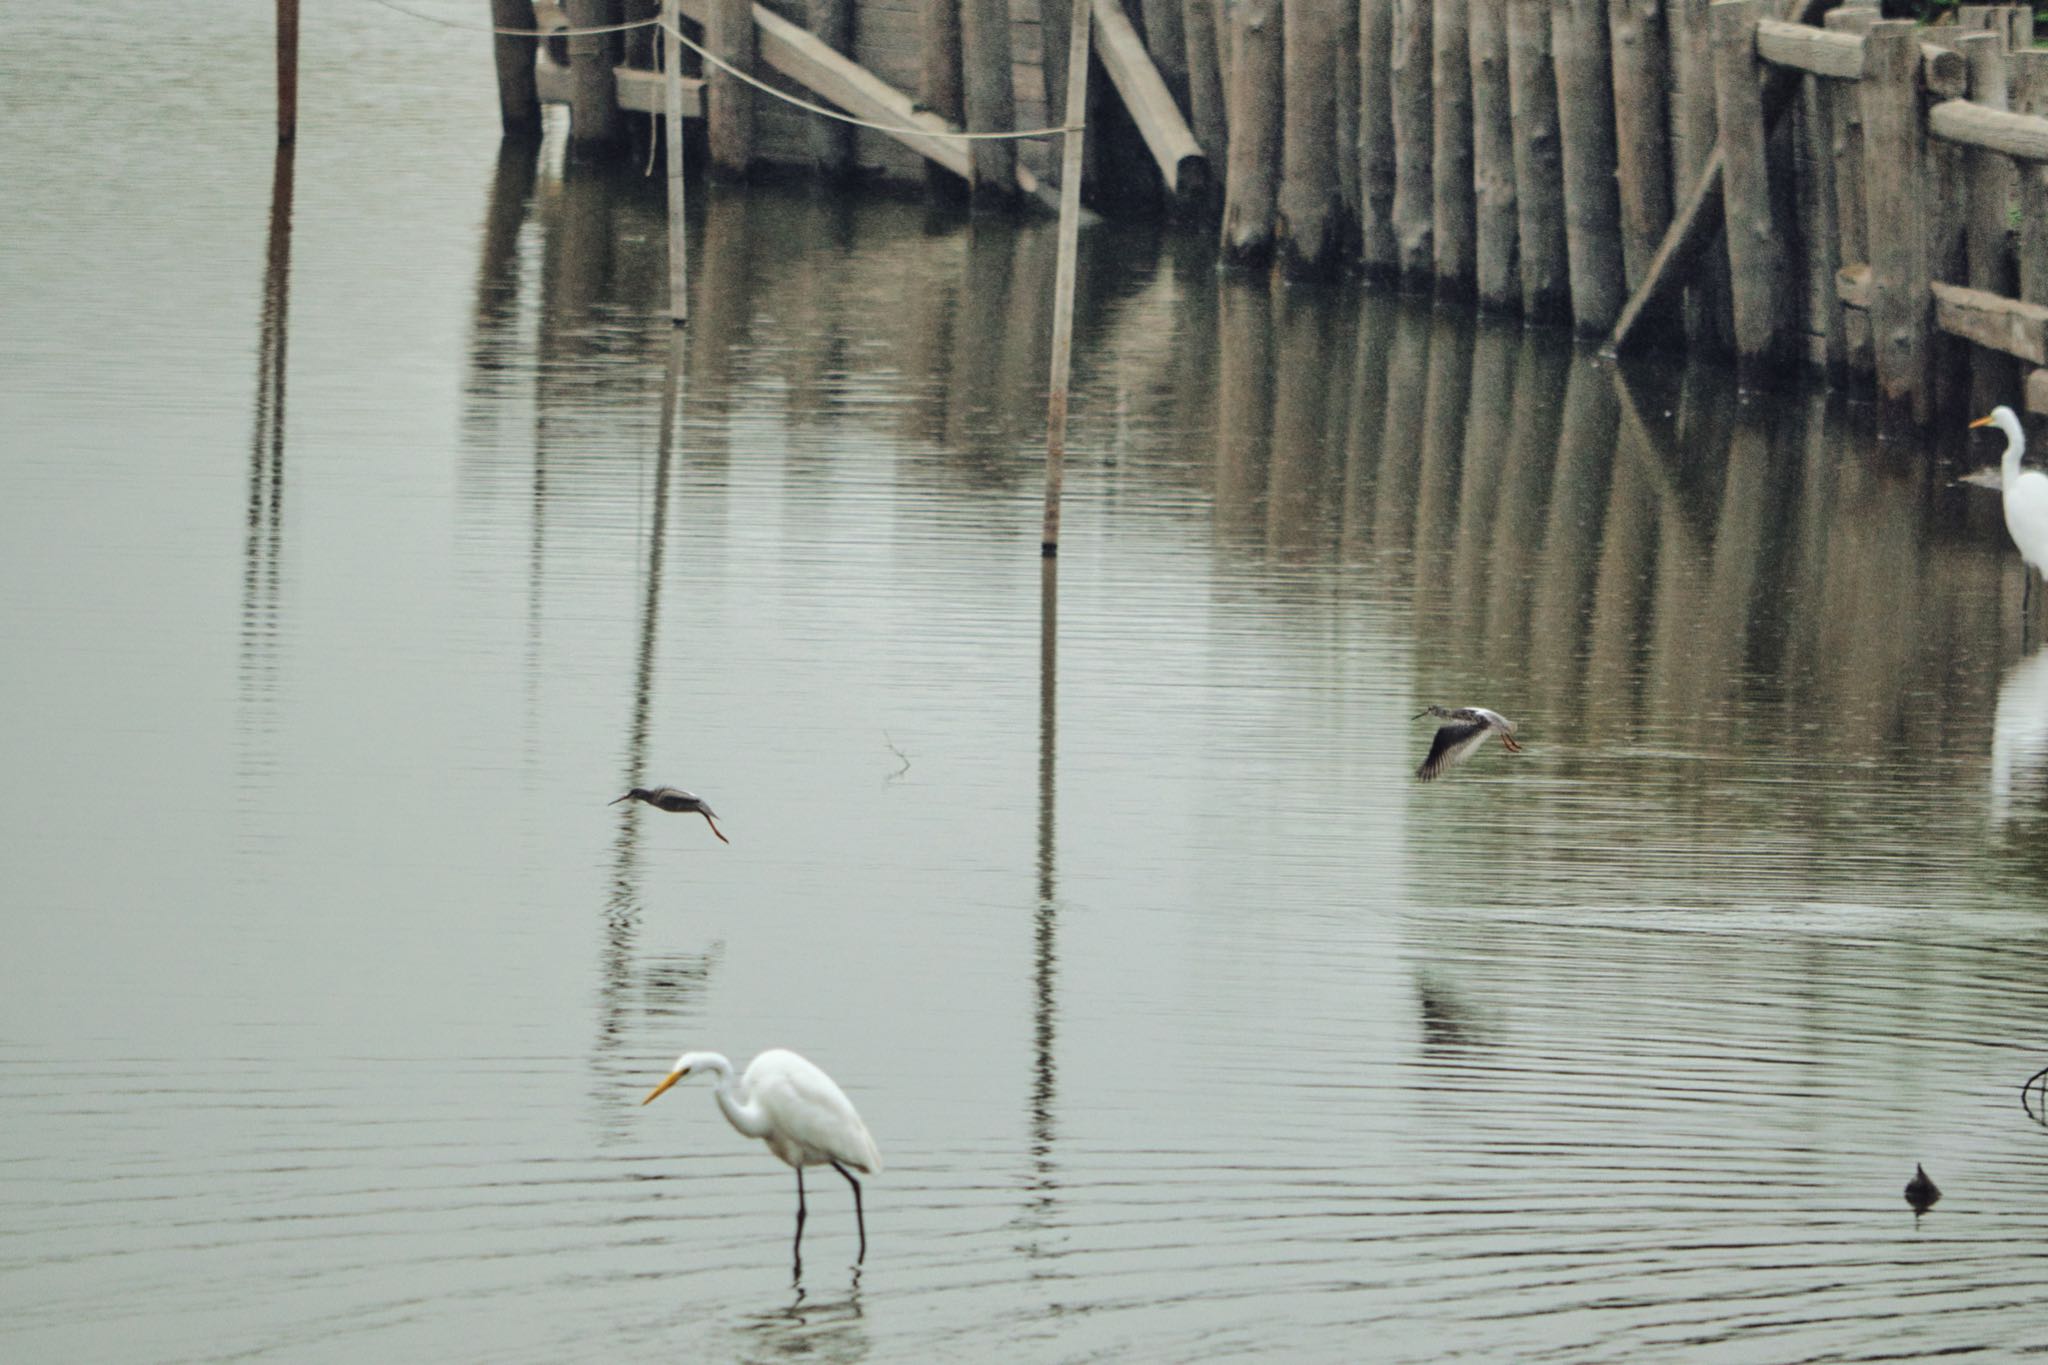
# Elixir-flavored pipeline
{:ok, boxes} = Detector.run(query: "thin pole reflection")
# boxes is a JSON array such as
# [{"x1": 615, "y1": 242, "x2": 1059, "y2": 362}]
[{"x1": 1026, "y1": 554, "x2": 1061, "y2": 1235}]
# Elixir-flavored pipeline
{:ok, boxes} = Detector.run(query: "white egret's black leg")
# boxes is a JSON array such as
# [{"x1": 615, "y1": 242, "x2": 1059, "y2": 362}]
[
  {"x1": 831, "y1": 1160, "x2": 867, "y2": 1263},
  {"x1": 793, "y1": 1167, "x2": 808, "y2": 1276}
]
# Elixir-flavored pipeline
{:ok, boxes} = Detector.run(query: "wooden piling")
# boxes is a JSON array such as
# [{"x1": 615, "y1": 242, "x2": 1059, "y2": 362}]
[
  {"x1": 1922, "y1": 31, "x2": 1972, "y2": 417},
  {"x1": 1044, "y1": 0, "x2": 1091, "y2": 556},
  {"x1": 1962, "y1": 31, "x2": 2016, "y2": 410},
  {"x1": 960, "y1": 0, "x2": 1017, "y2": 198},
  {"x1": 1182, "y1": 0, "x2": 1229, "y2": 169},
  {"x1": 1432, "y1": 0, "x2": 1476, "y2": 297},
  {"x1": 1221, "y1": 0, "x2": 1283, "y2": 265},
  {"x1": 1334, "y1": 3, "x2": 1361, "y2": 235},
  {"x1": 1139, "y1": 0, "x2": 1190, "y2": 112},
  {"x1": 277, "y1": 0, "x2": 299, "y2": 145},
  {"x1": 664, "y1": 0, "x2": 688, "y2": 324},
  {"x1": 1862, "y1": 20, "x2": 1934, "y2": 429},
  {"x1": 565, "y1": 0, "x2": 628, "y2": 153},
  {"x1": 1391, "y1": 0, "x2": 1435, "y2": 281},
  {"x1": 2015, "y1": 53, "x2": 2048, "y2": 311},
  {"x1": 490, "y1": 0, "x2": 542, "y2": 138},
  {"x1": 1278, "y1": 0, "x2": 1341, "y2": 277},
  {"x1": 1796, "y1": 75, "x2": 1842, "y2": 376},
  {"x1": 1507, "y1": 0, "x2": 1570, "y2": 321},
  {"x1": 808, "y1": 0, "x2": 857, "y2": 178},
  {"x1": 1358, "y1": 0, "x2": 1401, "y2": 278},
  {"x1": 1469, "y1": 0, "x2": 1518, "y2": 311},
  {"x1": 1825, "y1": 5, "x2": 1877, "y2": 382},
  {"x1": 1710, "y1": 0, "x2": 1787, "y2": 384},
  {"x1": 1550, "y1": 0, "x2": 1625, "y2": 334},
  {"x1": 703, "y1": 0, "x2": 754, "y2": 174},
  {"x1": 1668, "y1": 0, "x2": 1727, "y2": 351},
  {"x1": 1607, "y1": 0, "x2": 1670, "y2": 296}
]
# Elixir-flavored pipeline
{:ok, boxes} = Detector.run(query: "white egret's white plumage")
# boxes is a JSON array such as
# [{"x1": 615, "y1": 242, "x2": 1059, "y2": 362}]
[
  {"x1": 610, "y1": 785, "x2": 729, "y2": 844},
  {"x1": 1413, "y1": 705, "x2": 1522, "y2": 781},
  {"x1": 642, "y1": 1048, "x2": 881, "y2": 1263},
  {"x1": 1975, "y1": 407, "x2": 2048, "y2": 578}
]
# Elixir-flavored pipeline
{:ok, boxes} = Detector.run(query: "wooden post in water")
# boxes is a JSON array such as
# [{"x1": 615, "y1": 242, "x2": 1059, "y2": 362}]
[
  {"x1": 1607, "y1": 0, "x2": 1670, "y2": 296},
  {"x1": 1862, "y1": 20, "x2": 1934, "y2": 429},
  {"x1": 1391, "y1": 0, "x2": 1435, "y2": 281},
  {"x1": 1278, "y1": 0, "x2": 1341, "y2": 277},
  {"x1": 1043, "y1": 0, "x2": 1092, "y2": 556},
  {"x1": 1962, "y1": 31, "x2": 2016, "y2": 410},
  {"x1": 564, "y1": 0, "x2": 627, "y2": 153},
  {"x1": 930, "y1": 0, "x2": 968, "y2": 195},
  {"x1": 1826, "y1": 5, "x2": 1877, "y2": 382},
  {"x1": 1182, "y1": 0, "x2": 1229, "y2": 172},
  {"x1": 1507, "y1": 0, "x2": 1570, "y2": 321},
  {"x1": 1221, "y1": 0, "x2": 1282, "y2": 265},
  {"x1": 1669, "y1": 0, "x2": 1728, "y2": 351},
  {"x1": 276, "y1": 0, "x2": 298, "y2": 145},
  {"x1": 1469, "y1": 0, "x2": 1518, "y2": 311},
  {"x1": 1710, "y1": 0, "x2": 1789, "y2": 384},
  {"x1": 1432, "y1": 0, "x2": 1476, "y2": 297},
  {"x1": 961, "y1": 0, "x2": 1018, "y2": 199},
  {"x1": 1334, "y1": 3, "x2": 1361, "y2": 235},
  {"x1": 1550, "y1": 0, "x2": 1625, "y2": 334},
  {"x1": 1359, "y1": 0, "x2": 1401, "y2": 278},
  {"x1": 1796, "y1": 74, "x2": 1842, "y2": 376},
  {"x1": 663, "y1": 0, "x2": 688, "y2": 325},
  {"x1": 490, "y1": 0, "x2": 542, "y2": 138},
  {"x1": 1140, "y1": 0, "x2": 1190, "y2": 114},
  {"x1": 707, "y1": 0, "x2": 756, "y2": 177},
  {"x1": 2014, "y1": 53, "x2": 2048, "y2": 312},
  {"x1": 808, "y1": 0, "x2": 857, "y2": 179}
]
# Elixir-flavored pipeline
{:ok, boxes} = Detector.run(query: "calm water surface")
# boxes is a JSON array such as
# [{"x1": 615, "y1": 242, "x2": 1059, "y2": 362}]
[{"x1": 8, "y1": 5, "x2": 2048, "y2": 1361}]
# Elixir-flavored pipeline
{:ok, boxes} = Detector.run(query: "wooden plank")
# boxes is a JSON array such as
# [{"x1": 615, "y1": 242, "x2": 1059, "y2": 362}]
[
  {"x1": 1094, "y1": 0, "x2": 1207, "y2": 200},
  {"x1": 607, "y1": 64, "x2": 704, "y2": 115},
  {"x1": 1508, "y1": 0, "x2": 1569, "y2": 320},
  {"x1": 1278, "y1": 0, "x2": 1340, "y2": 274},
  {"x1": 1392, "y1": 0, "x2": 1436, "y2": 279},
  {"x1": 1359, "y1": 0, "x2": 1400, "y2": 277},
  {"x1": 1220, "y1": 0, "x2": 1282, "y2": 263},
  {"x1": 1932, "y1": 280, "x2": 2048, "y2": 365},
  {"x1": 1432, "y1": 0, "x2": 1476, "y2": 295},
  {"x1": 1929, "y1": 98, "x2": 2048, "y2": 161},
  {"x1": 1470, "y1": 0, "x2": 1519, "y2": 310},
  {"x1": 1862, "y1": 20, "x2": 1934, "y2": 428},
  {"x1": 1712, "y1": 0, "x2": 1789, "y2": 381},
  {"x1": 1609, "y1": 0, "x2": 1672, "y2": 295},
  {"x1": 1754, "y1": 18, "x2": 1862, "y2": 79},
  {"x1": 1551, "y1": 0, "x2": 1625, "y2": 333}
]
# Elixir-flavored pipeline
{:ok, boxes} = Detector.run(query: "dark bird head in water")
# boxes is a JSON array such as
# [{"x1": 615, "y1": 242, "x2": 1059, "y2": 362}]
[{"x1": 1904, "y1": 1163, "x2": 1941, "y2": 1213}]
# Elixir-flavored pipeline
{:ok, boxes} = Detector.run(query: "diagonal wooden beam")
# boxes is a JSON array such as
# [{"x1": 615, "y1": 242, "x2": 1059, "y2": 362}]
[{"x1": 1091, "y1": 0, "x2": 1208, "y2": 201}]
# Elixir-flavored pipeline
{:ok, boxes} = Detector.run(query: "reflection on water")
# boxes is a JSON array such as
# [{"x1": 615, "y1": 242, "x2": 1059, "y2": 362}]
[{"x1": 10, "y1": 15, "x2": 2048, "y2": 1358}]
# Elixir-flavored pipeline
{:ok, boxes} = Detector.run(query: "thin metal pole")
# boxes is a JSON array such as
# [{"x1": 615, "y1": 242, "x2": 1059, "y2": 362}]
[
  {"x1": 663, "y1": 0, "x2": 690, "y2": 325},
  {"x1": 1041, "y1": 0, "x2": 1091, "y2": 556},
  {"x1": 276, "y1": 0, "x2": 299, "y2": 145}
]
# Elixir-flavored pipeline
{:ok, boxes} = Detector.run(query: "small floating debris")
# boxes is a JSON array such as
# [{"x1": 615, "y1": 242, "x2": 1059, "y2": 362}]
[
  {"x1": 1414, "y1": 706, "x2": 1523, "y2": 782},
  {"x1": 610, "y1": 786, "x2": 730, "y2": 844},
  {"x1": 1904, "y1": 1163, "x2": 1941, "y2": 1213}
]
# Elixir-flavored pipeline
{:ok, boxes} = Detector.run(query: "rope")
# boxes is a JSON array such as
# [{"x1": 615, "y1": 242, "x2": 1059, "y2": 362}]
[{"x1": 353, "y1": 0, "x2": 1081, "y2": 142}]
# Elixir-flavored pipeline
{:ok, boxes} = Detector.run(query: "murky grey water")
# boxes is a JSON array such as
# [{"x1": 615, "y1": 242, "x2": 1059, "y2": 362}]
[{"x1": 9, "y1": 6, "x2": 2048, "y2": 1361}]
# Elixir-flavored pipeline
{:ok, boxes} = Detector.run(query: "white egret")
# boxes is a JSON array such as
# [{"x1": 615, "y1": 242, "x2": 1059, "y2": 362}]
[
  {"x1": 1413, "y1": 706, "x2": 1522, "y2": 781},
  {"x1": 611, "y1": 786, "x2": 729, "y2": 844},
  {"x1": 1973, "y1": 406, "x2": 2048, "y2": 600},
  {"x1": 642, "y1": 1049, "x2": 882, "y2": 1264}
]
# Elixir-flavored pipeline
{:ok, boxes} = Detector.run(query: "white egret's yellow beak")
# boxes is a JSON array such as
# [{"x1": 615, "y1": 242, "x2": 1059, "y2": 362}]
[
  {"x1": 641, "y1": 1068, "x2": 687, "y2": 1106},
  {"x1": 1971, "y1": 415, "x2": 1996, "y2": 428}
]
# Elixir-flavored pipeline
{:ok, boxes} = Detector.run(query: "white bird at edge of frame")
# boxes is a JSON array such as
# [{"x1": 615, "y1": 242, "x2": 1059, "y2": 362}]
[
  {"x1": 642, "y1": 1049, "x2": 883, "y2": 1268},
  {"x1": 1413, "y1": 706, "x2": 1523, "y2": 781},
  {"x1": 610, "y1": 786, "x2": 730, "y2": 844},
  {"x1": 1973, "y1": 406, "x2": 2048, "y2": 613}
]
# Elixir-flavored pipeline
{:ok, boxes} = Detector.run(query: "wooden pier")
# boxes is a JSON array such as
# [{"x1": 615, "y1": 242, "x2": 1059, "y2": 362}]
[{"x1": 486, "y1": 0, "x2": 2048, "y2": 431}]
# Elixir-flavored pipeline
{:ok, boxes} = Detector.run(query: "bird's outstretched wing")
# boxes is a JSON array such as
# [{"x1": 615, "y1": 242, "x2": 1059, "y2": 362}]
[{"x1": 1416, "y1": 720, "x2": 1490, "y2": 781}]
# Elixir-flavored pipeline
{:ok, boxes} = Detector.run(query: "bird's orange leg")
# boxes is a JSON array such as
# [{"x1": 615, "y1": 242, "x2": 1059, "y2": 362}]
[{"x1": 701, "y1": 812, "x2": 730, "y2": 845}]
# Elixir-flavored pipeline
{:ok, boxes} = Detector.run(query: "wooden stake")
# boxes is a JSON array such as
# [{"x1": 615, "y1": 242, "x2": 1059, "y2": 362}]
[
  {"x1": 1710, "y1": 0, "x2": 1788, "y2": 384},
  {"x1": 1044, "y1": 0, "x2": 1092, "y2": 556},
  {"x1": 1962, "y1": 31, "x2": 2016, "y2": 410},
  {"x1": 1507, "y1": 0, "x2": 1569, "y2": 321},
  {"x1": 707, "y1": 0, "x2": 756, "y2": 176},
  {"x1": 1220, "y1": 0, "x2": 1282, "y2": 265},
  {"x1": 1358, "y1": 0, "x2": 1400, "y2": 278},
  {"x1": 277, "y1": 0, "x2": 299, "y2": 145},
  {"x1": 1278, "y1": 0, "x2": 1340, "y2": 277},
  {"x1": 490, "y1": 0, "x2": 542, "y2": 137},
  {"x1": 1432, "y1": 0, "x2": 1475, "y2": 296},
  {"x1": 808, "y1": 0, "x2": 856, "y2": 179},
  {"x1": 1550, "y1": 0, "x2": 1625, "y2": 334},
  {"x1": 1469, "y1": 0, "x2": 1518, "y2": 311},
  {"x1": 663, "y1": 0, "x2": 688, "y2": 325},
  {"x1": 1182, "y1": 0, "x2": 1229, "y2": 171},
  {"x1": 2014, "y1": 53, "x2": 2048, "y2": 311},
  {"x1": 1607, "y1": 0, "x2": 1671, "y2": 296},
  {"x1": 1862, "y1": 20, "x2": 1934, "y2": 429},
  {"x1": 565, "y1": 0, "x2": 627, "y2": 152},
  {"x1": 961, "y1": 0, "x2": 1018, "y2": 199},
  {"x1": 1391, "y1": 0, "x2": 1435, "y2": 280}
]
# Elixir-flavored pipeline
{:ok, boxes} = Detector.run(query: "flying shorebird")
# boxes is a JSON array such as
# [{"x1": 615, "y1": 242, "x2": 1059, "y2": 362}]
[
  {"x1": 1413, "y1": 706, "x2": 1522, "y2": 781},
  {"x1": 610, "y1": 786, "x2": 729, "y2": 844},
  {"x1": 642, "y1": 1048, "x2": 882, "y2": 1267}
]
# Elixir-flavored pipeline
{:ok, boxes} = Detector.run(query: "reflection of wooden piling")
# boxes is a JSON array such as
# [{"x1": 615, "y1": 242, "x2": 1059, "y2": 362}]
[
  {"x1": 1374, "y1": 303, "x2": 1433, "y2": 551},
  {"x1": 277, "y1": 0, "x2": 299, "y2": 145},
  {"x1": 961, "y1": 0, "x2": 1018, "y2": 199},
  {"x1": 1391, "y1": 0, "x2": 1435, "y2": 281},
  {"x1": 1278, "y1": 0, "x2": 1341, "y2": 278},
  {"x1": 1358, "y1": 0, "x2": 1400, "y2": 278},
  {"x1": 565, "y1": 0, "x2": 627, "y2": 152},
  {"x1": 1861, "y1": 21, "x2": 1933, "y2": 429},
  {"x1": 1550, "y1": 0, "x2": 1624, "y2": 333},
  {"x1": 1469, "y1": 1, "x2": 1516, "y2": 311},
  {"x1": 1221, "y1": 0, "x2": 1282, "y2": 265},
  {"x1": 1216, "y1": 280, "x2": 1276, "y2": 536},
  {"x1": 1267, "y1": 289, "x2": 1337, "y2": 555},
  {"x1": 1711, "y1": 0, "x2": 1789, "y2": 383},
  {"x1": 1432, "y1": 0, "x2": 1475, "y2": 297},
  {"x1": 490, "y1": 0, "x2": 542, "y2": 137},
  {"x1": 1507, "y1": 0, "x2": 1568, "y2": 321},
  {"x1": 1606, "y1": 0, "x2": 1668, "y2": 296}
]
